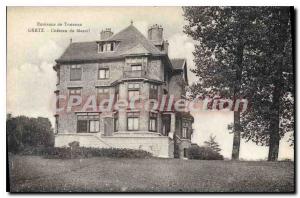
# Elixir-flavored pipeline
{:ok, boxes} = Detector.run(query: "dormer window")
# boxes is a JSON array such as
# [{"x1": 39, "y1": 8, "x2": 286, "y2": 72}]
[{"x1": 98, "y1": 42, "x2": 115, "y2": 53}]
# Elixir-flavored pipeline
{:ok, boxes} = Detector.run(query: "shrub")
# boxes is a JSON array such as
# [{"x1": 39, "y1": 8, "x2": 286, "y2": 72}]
[
  {"x1": 7, "y1": 115, "x2": 54, "y2": 153},
  {"x1": 19, "y1": 146, "x2": 152, "y2": 159},
  {"x1": 187, "y1": 146, "x2": 224, "y2": 160}
]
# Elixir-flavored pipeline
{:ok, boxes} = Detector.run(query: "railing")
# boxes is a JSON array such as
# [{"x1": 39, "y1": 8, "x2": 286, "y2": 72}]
[{"x1": 123, "y1": 70, "x2": 145, "y2": 78}]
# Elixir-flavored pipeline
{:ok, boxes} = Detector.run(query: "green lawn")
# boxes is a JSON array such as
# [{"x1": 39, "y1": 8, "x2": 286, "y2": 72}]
[{"x1": 8, "y1": 155, "x2": 294, "y2": 192}]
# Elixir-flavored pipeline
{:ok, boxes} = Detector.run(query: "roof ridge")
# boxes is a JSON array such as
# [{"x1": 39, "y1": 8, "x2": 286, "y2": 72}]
[{"x1": 70, "y1": 41, "x2": 96, "y2": 44}]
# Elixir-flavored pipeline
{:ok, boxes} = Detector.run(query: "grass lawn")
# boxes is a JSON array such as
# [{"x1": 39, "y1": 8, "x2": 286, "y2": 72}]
[{"x1": 8, "y1": 155, "x2": 294, "y2": 192}]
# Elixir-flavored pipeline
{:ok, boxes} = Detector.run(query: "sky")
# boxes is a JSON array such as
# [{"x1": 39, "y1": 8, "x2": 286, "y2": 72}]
[{"x1": 7, "y1": 7, "x2": 294, "y2": 160}]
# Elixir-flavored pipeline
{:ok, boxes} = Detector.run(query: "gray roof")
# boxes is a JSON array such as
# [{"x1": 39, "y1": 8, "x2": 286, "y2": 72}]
[
  {"x1": 56, "y1": 25, "x2": 166, "y2": 63},
  {"x1": 170, "y1": 58, "x2": 186, "y2": 70}
]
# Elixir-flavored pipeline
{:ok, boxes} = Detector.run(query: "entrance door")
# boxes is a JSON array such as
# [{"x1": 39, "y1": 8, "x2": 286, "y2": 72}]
[
  {"x1": 162, "y1": 114, "x2": 171, "y2": 136},
  {"x1": 104, "y1": 117, "x2": 114, "y2": 136}
]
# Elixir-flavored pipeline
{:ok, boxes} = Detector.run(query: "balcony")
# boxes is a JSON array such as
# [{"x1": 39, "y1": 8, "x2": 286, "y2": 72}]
[{"x1": 123, "y1": 70, "x2": 146, "y2": 78}]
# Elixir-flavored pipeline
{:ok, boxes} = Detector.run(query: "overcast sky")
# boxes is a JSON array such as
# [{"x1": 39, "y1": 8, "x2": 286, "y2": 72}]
[{"x1": 7, "y1": 7, "x2": 293, "y2": 160}]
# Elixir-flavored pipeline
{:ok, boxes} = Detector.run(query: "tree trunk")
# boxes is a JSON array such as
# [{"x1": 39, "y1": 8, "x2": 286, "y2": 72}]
[
  {"x1": 268, "y1": 83, "x2": 280, "y2": 161},
  {"x1": 268, "y1": 53, "x2": 283, "y2": 161},
  {"x1": 267, "y1": 8, "x2": 290, "y2": 161},
  {"x1": 231, "y1": 38, "x2": 244, "y2": 160},
  {"x1": 232, "y1": 111, "x2": 241, "y2": 160}
]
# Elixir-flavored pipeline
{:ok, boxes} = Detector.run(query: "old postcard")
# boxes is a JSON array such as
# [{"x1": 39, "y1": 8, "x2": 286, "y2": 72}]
[{"x1": 6, "y1": 6, "x2": 295, "y2": 192}]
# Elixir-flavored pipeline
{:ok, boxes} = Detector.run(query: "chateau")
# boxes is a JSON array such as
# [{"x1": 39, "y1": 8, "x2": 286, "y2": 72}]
[{"x1": 54, "y1": 23, "x2": 194, "y2": 158}]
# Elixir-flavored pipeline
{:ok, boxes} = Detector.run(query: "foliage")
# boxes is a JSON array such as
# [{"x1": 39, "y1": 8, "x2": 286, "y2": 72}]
[
  {"x1": 183, "y1": 7, "x2": 294, "y2": 161},
  {"x1": 204, "y1": 134, "x2": 222, "y2": 153},
  {"x1": 187, "y1": 145, "x2": 224, "y2": 160},
  {"x1": 7, "y1": 114, "x2": 54, "y2": 153},
  {"x1": 19, "y1": 146, "x2": 153, "y2": 159},
  {"x1": 183, "y1": 7, "x2": 266, "y2": 160}
]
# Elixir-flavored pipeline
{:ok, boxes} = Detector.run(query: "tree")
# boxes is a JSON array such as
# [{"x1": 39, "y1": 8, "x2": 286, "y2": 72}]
[
  {"x1": 183, "y1": 7, "x2": 294, "y2": 161},
  {"x1": 239, "y1": 7, "x2": 294, "y2": 161},
  {"x1": 204, "y1": 134, "x2": 222, "y2": 153},
  {"x1": 7, "y1": 115, "x2": 54, "y2": 153},
  {"x1": 183, "y1": 7, "x2": 264, "y2": 160}
]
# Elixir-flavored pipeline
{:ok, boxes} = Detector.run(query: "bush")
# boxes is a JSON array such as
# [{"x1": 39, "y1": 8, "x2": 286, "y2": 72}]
[
  {"x1": 19, "y1": 146, "x2": 152, "y2": 159},
  {"x1": 187, "y1": 146, "x2": 224, "y2": 160},
  {"x1": 7, "y1": 115, "x2": 54, "y2": 153}
]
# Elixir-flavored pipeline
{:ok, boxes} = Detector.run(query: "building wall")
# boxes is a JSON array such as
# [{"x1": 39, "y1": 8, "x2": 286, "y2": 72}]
[
  {"x1": 178, "y1": 139, "x2": 191, "y2": 159},
  {"x1": 56, "y1": 57, "x2": 165, "y2": 134},
  {"x1": 55, "y1": 55, "x2": 193, "y2": 159},
  {"x1": 55, "y1": 133, "x2": 173, "y2": 158},
  {"x1": 57, "y1": 60, "x2": 123, "y2": 133},
  {"x1": 147, "y1": 58, "x2": 163, "y2": 81},
  {"x1": 168, "y1": 73, "x2": 184, "y2": 99}
]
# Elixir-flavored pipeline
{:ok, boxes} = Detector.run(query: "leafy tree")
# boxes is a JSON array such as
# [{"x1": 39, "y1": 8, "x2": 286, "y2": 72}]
[
  {"x1": 183, "y1": 7, "x2": 294, "y2": 161},
  {"x1": 204, "y1": 134, "x2": 222, "y2": 153},
  {"x1": 183, "y1": 7, "x2": 264, "y2": 160},
  {"x1": 7, "y1": 115, "x2": 54, "y2": 153},
  {"x1": 239, "y1": 7, "x2": 293, "y2": 161}
]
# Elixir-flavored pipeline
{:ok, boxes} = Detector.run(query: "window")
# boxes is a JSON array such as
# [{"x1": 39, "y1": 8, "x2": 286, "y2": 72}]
[
  {"x1": 89, "y1": 120, "x2": 100, "y2": 132},
  {"x1": 57, "y1": 69, "x2": 60, "y2": 84},
  {"x1": 98, "y1": 68, "x2": 110, "y2": 79},
  {"x1": 97, "y1": 87, "x2": 110, "y2": 104},
  {"x1": 98, "y1": 42, "x2": 115, "y2": 52},
  {"x1": 128, "y1": 83, "x2": 140, "y2": 100},
  {"x1": 182, "y1": 121, "x2": 189, "y2": 139},
  {"x1": 70, "y1": 65, "x2": 82, "y2": 81},
  {"x1": 69, "y1": 88, "x2": 81, "y2": 97},
  {"x1": 105, "y1": 43, "x2": 111, "y2": 51},
  {"x1": 114, "y1": 112, "x2": 119, "y2": 132},
  {"x1": 128, "y1": 90, "x2": 140, "y2": 100},
  {"x1": 128, "y1": 83, "x2": 140, "y2": 89},
  {"x1": 55, "y1": 116, "x2": 59, "y2": 134},
  {"x1": 77, "y1": 120, "x2": 88, "y2": 133},
  {"x1": 184, "y1": 148, "x2": 188, "y2": 158},
  {"x1": 182, "y1": 128, "x2": 187, "y2": 138},
  {"x1": 55, "y1": 91, "x2": 60, "y2": 110},
  {"x1": 149, "y1": 112, "x2": 157, "y2": 132},
  {"x1": 149, "y1": 84, "x2": 158, "y2": 99},
  {"x1": 127, "y1": 112, "x2": 139, "y2": 131},
  {"x1": 77, "y1": 113, "x2": 100, "y2": 133},
  {"x1": 131, "y1": 64, "x2": 142, "y2": 71},
  {"x1": 114, "y1": 85, "x2": 119, "y2": 101}
]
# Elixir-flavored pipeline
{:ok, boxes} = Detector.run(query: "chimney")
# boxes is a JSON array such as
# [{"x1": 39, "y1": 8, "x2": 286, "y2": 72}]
[
  {"x1": 100, "y1": 28, "x2": 113, "y2": 40},
  {"x1": 148, "y1": 24, "x2": 163, "y2": 45}
]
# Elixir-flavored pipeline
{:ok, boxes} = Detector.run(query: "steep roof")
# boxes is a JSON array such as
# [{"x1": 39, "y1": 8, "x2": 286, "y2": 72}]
[
  {"x1": 56, "y1": 25, "x2": 166, "y2": 63},
  {"x1": 170, "y1": 58, "x2": 186, "y2": 70},
  {"x1": 170, "y1": 58, "x2": 188, "y2": 84}
]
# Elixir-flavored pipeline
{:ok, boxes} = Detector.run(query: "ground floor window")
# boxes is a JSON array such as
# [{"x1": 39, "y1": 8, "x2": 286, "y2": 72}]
[
  {"x1": 127, "y1": 112, "x2": 139, "y2": 131},
  {"x1": 184, "y1": 148, "x2": 188, "y2": 158},
  {"x1": 77, "y1": 113, "x2": 100, "y2": 133},
  {"x1": 182, "y1": 121, "x2": 189, "y2": 139},
  {"x1": 55, "y1": 116, "x2": 59, "y2": 134},
  {"x1": 114, "y1": 112, "x2": 119, "y2": 132},
  {"x1": 182, "y1": 127, "x2": 187, "y2": 138},
  {"x1": 89, "y1": 120, "x2": 100, "y2": 132},
  {"x1": 149, "y1": 112, "x2": 157, "y2": 132}
]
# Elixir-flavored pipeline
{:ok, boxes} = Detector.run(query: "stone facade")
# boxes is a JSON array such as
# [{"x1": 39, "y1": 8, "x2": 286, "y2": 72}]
[{"x1": 54, "y1": 24, "x2": 194, "y2": 158}]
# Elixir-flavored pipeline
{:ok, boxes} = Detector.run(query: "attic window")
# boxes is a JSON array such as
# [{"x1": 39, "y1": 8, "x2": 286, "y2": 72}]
[{"x1": 98, "y1": 42, "x2": 115, "y2": 53}]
